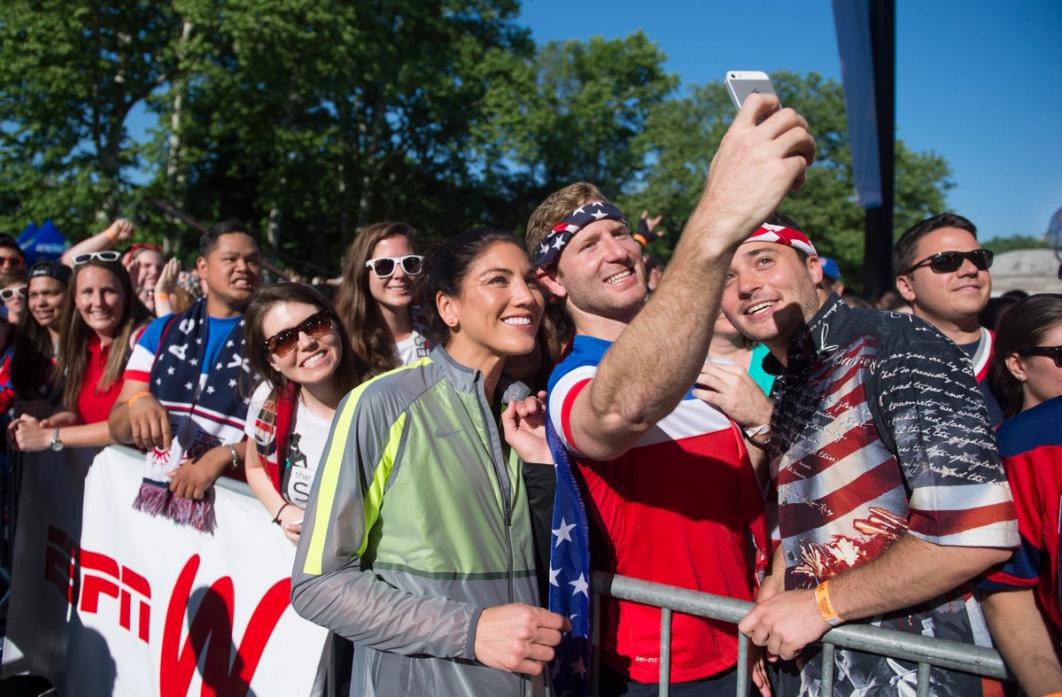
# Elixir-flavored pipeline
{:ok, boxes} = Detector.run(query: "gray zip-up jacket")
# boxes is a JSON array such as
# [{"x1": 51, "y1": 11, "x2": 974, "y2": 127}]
[{"x1": 292, "y1": 347, "x2": 544, "y2": 696}]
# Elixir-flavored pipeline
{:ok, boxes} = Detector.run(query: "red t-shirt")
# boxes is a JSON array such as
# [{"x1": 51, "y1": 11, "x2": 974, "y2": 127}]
[
  {"x1": 77, "y1": 334, "x2": 125, "y2": 424},
  {"x1": 983, "y1": 396, "x2": 1062, "y2": 637},
  {"x1": 548, "y1": 335, "x2": 766, "y2": 683}
]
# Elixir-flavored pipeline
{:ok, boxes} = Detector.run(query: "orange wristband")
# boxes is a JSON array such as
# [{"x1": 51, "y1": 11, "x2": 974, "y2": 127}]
[
  {"x1": 127, "y1": 390, "x2": 152, "y2": 408},
  {"x1": 105, "y1": 227, "x2": 118, "y2": 242},
  {"x1": 814, "y1": 580, "x2": 844, "y2": 627}
]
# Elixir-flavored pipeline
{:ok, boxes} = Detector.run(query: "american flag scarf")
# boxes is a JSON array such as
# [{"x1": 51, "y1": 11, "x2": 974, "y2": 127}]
[
  {"x1": 132, "y1": 298, "x2": 251, "y2": 532},
  {"x1": 546, "y1": 417, "x2": 592, "y2": 697}
]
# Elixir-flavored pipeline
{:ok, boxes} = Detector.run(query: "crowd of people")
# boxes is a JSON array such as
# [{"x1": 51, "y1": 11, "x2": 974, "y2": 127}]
[{"x1": 2, "y1": 93, "x2": 1060, "y2": 697}]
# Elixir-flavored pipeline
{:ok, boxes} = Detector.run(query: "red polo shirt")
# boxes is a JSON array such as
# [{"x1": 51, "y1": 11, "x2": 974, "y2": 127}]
[{"x1": 77, "y1": 334, "x2": 124, "y2": 424}]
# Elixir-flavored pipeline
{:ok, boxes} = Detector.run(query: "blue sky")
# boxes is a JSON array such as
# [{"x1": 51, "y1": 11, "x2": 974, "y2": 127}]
[{"x1": 519, "y1": 0, "x2": 1062, "y2": 240}]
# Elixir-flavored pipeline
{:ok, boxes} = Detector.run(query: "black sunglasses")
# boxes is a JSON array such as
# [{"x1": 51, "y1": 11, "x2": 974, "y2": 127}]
[
  {"x1": 364, "y1": 254, "x2": 423, "y2": 279},
  {"x1": 1020, "y1": 346, "x2": 1062, "y2": 368},
  {"x1": 0, "y1": 285, "x2": 27, "y2": 301},
  {"x1": 905, "y1": 249, "x2": 993, "y2": 274},
  {"x1": 264, "y1": 311, "x2": 335, "y2": 357}
]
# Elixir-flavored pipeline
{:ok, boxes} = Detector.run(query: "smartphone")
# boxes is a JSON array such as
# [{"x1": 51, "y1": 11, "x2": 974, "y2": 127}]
[{"x1": 725, "y1": 71, "x2": 777, "y2": 109}]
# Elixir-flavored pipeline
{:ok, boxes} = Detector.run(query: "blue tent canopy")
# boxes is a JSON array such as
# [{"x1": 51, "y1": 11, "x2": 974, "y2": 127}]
[
  {"x1": 16, "y1": 221, "x2": 38, "y2": 247},
  {"x1": 20, "y1": 218, "x2": 70, "y2": 264}
]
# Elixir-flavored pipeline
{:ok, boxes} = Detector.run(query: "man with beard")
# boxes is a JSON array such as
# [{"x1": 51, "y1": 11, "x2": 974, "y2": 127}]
[{"x1": 730, "y1": 221, "x2": 1018, "y2": 697}]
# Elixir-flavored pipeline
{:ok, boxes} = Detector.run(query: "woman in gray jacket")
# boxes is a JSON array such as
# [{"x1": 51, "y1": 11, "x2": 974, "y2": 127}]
[{"x1": 292, "y1": 228, "x2": 567, "y2": 696}]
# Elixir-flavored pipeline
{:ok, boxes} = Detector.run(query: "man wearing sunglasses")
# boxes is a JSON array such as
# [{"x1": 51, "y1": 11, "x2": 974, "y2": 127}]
[
  {"x1": 894, "y1": 213, "x2": 1003, "y2": 424},
  {"x1": 0, "y1": 235, "x2": 25, "y2": 271}
]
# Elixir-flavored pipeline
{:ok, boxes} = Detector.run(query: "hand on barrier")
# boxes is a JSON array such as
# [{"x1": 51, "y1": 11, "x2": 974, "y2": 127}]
[
  {"x1": 9, "y1": 414, "x2": 50, "y2": 452},
  {"x1": 738, "y1": 588, "x2": 830, "y2": 662},
  {"x1": 749, "y1": 647, "x2": 773, "y2": 697},
  {"x1": 501, "y1": 391, "x2": 552, "y2": 464},
  {"x1": 474, "y1": 603, "x2": 570, "y2": 675},
  {"x1": 693, "y1": 362, "x2": 773, "y2": 429},
  {"x1": 129, "y1": 392, "x2": 172, "y2": 451},
  {"x1": 278, "y1": 504, "x2": 304, "y2": 545},
  {"x1": 167, "y1": 445, "x2": 229, "y2": 500},
  {"x1": 700, "y1": 93, "x2": 815, "y2": 243}
]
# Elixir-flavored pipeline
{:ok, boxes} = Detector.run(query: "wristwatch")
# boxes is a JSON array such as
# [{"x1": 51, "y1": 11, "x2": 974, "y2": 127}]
[
  {"x1": 742, "y1": 423, "x2": 771, "y2": 446},
  {"x1": 49, "y1": 427, "x2": 64, "y2": 452}
]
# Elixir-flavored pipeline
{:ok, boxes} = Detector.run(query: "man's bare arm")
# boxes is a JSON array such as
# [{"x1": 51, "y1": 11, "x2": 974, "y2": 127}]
[
  {"x1": 568, "y1": 95, "x2": 815, "y2": 460},
  {"x1": 740, "y1": 533, "x2": 1013, "y2": 660},
  {"x1": 829, "y1": 533, "x2": 1011, "y2": 620},
  {"x1": 108, "y1": 379, "x2": 147, "y2": 445}
]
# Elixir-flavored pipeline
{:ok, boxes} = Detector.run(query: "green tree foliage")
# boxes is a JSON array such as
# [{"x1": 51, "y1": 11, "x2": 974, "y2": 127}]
[
  {"x1": 140, "y1": 0, "x2": 534, "y2": 264},
  {"x1": 984, "y1": 235, "x2": 1050, "y2": 254},
  {"x1": 472, "y1": 32, "x2": 677, "y2": 224},
  {"x1": 625, "y1": 72, "x2": 953, "y2": 292},
  {"x1": 0, "y1": 7, "x2": 954, "y2": 281},
  {"x1": 0, "y1": 0, "x2": 183, "y2": 236}
]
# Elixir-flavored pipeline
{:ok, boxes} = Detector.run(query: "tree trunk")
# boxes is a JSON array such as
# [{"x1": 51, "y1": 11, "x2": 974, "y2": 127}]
[{"x1": 166, "y1": 19, "x2": 194, "y2": 199}]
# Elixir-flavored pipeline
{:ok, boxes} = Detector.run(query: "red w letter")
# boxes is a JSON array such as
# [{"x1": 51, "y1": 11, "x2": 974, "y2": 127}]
[{"x1": 160, "y1": 555, "x2": 290, "y2": 697}]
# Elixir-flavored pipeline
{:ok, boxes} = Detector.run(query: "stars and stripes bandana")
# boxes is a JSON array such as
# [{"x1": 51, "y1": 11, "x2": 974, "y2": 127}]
[
  {"x1": 132, "y1": 298, "x2": 252, "y2": 532},
  {"x1": 532, "y1": 201, "x2": 628, "y2": 268},
  {"x1": 744, "y1": 222, "x2": 818, "y2": 256},
  {"x1": 546, "y1": 417, "x2": 592, "y2": 697}
]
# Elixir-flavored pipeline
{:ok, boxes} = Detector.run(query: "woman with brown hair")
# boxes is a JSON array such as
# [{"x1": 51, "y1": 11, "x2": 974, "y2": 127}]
[
  {"x1": 292, "y1": 227, "x2": 566, "y2": 696},
  {"x1": 242, "y1": 283, "x2": 370, "y2": 542},
  {"x1": 334, "y1": 221, "x2": 426, "y2": 373},
  {"x1": 981, "y1": 293, "x2": 1062, "y2": 697},
  {"x1": 10, "y1": 253, "x2": 149, "y2": 450}
]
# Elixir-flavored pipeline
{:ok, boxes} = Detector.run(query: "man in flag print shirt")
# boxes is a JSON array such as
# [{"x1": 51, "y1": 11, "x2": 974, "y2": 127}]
[{"x1": 729, "y1": 219, "x2": 1019, "y2": 697}]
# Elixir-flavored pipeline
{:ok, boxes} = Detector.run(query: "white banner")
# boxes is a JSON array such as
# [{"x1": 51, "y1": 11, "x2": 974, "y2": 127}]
[{"x1": 2, "y1": 446, "x2": 328, "y2": 696}]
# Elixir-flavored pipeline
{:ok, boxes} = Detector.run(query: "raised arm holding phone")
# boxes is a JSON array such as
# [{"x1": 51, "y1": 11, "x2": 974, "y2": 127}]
[{"x1": 527, "y1": 91, "x2": 812, "y2": 696}]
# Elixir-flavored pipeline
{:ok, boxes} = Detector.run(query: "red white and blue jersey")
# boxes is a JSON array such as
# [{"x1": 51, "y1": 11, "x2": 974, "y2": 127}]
[
  {"x1": 982, "y1": 396, "x2": 1062, "y2": 638},
  {"x1": 547, "y1": 334, "x2": 765, "y2": 683}
]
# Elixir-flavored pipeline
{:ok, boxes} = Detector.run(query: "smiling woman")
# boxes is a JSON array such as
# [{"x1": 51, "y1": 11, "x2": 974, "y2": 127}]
[
  {"x1": 9, "y1": 259, "x2": 150, "y2": 452},
  {"x1": 241, "y1": 282, "x2": 370, "y2": 545},
  {"x1": 291, "y1": 228, "x2": 567, "y2": 696},
  {"x1": 3, "y1": 261, "x2": 70, "y2": 419},
  {"x1": 335, "y1": 221, "x2": 427, "y2": 374}
]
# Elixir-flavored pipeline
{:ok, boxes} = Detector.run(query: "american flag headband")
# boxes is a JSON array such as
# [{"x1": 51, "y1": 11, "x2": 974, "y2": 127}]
[{"x1": 532, "y1": 201, "x2": 628, "y2": 268}]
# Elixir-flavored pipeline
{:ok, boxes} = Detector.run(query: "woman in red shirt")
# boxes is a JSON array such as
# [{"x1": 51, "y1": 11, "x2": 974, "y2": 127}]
[{"x1": 11, "y1": 253, "x2": 149, "y2": 451}]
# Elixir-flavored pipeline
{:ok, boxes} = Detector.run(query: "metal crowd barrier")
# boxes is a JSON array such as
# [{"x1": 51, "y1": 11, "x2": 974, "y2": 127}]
[{"x1": 591, "y1": 572, "x2": 1010, "y2": 697}]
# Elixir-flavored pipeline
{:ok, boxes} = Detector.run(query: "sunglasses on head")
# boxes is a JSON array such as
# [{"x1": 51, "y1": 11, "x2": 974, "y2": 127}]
[
  {"x1": 364, "y1": 254, "x2": 423, "y2": 278},
  {"x1": 0, "y1": 285, "x2": 27, "y2": 301},
  {"x1": 905, "y1": 249, "x2": 993, "y2": 274},
  {"x1": 72, "y1": 250, "x2": 122, "y2": 266},
  {"x1": 264, "y1": 310, "x2": 335, "y2": 357},
  {"x1": 1020, "y1": 345, "x2": 1062, "y2": 368}
]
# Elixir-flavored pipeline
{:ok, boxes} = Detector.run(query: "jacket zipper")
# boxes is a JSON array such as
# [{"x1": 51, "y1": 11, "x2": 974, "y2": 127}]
[{"x1": 473, "y1": 373, "x2": 515, "y2": 604}]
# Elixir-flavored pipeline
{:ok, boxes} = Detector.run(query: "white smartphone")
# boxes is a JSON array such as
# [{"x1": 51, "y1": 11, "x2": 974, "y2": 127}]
[{"x1": 725, "y1": 70, "x2": 777, "y2": 109}]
